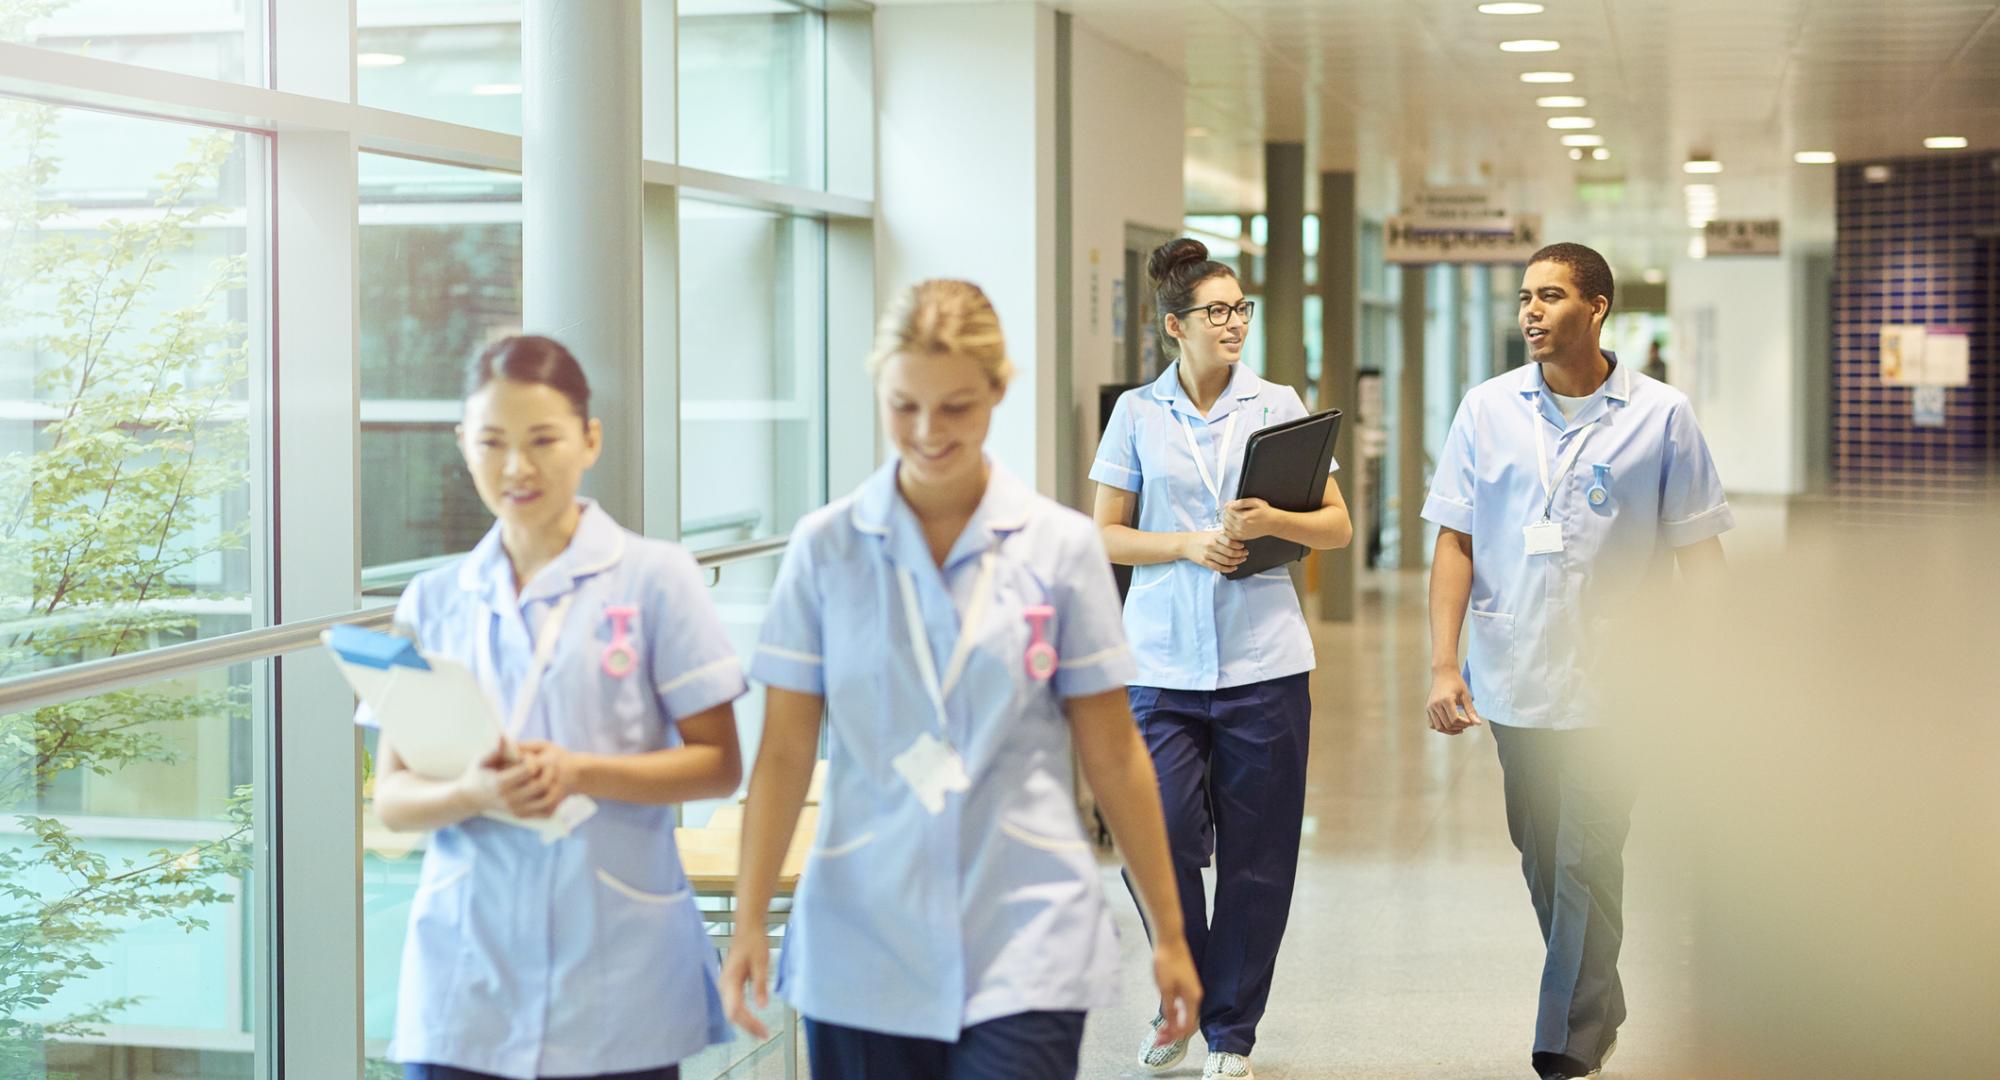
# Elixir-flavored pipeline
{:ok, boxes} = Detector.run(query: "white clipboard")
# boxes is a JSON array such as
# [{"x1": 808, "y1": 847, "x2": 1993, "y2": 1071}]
[{"x1": 327, "y1": 626, "x2": 593, "y2": 841}]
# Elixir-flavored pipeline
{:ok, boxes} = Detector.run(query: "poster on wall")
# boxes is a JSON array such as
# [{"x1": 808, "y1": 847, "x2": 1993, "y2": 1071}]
[
  {"x1": 1913, "y1": 386, "x2": 1947, "y2": 428},
  {"x1": 1879, "y1": 324, "x2": 1926, "y2": 386},
  {"x1": 1923, "y1": 326, "x2": 1970, "y2": 387}
]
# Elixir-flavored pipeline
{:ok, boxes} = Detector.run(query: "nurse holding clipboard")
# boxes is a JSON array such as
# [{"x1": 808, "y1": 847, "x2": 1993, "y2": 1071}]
[
  {"x1": 1090, "y1": 239, "x2": 1353, "y2": 1080},
  {"x1": 720, "y1": 280, "x2": 1200, "y2": 1079}
]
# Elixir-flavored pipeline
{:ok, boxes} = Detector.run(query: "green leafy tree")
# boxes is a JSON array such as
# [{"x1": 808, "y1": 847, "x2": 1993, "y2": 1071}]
[{"x1": 0, "y1": 8, "x2": 256, "y2": 1072}]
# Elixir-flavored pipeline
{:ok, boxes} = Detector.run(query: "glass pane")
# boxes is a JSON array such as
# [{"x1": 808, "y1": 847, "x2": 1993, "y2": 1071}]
[
  {"x1": 678, "y1": 200, "x2": 825, "y2": 551},
  {"x1": 679, "y1": 0, "x2": 824, "y2": 187},
  {"x1": 10, "y1": 0, "x2": 264, "y2": 85},
  {"x1": 357, "y1": 2, "x2": 522, "y2": 134},
  {"x1": 0, "y1": 101, "x2": 264, "y2": 679},
  {"x1": 1, "y1": 660, "x2": 265, "y2": 1077},
  {"x1": 358, "y1": 154, "x2": 522, "y2": 577}
]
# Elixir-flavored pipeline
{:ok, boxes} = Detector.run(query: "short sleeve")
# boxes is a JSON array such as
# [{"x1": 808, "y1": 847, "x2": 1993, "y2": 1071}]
[
  {"x1": 352, "y1": 584, "x2": 423, "y2": 731},
  {"x1": 648, "y1": 550, "x2": 749, "y2": 722},
  {"x1": 1049, "y1": 525, "x2": 1136, "y2": 698},
  {"x1": 748, "y1": 536, "x2": 825, "y2": 695},
  {"x1": 1421, "y1": 399, "x2": 1478, "y2": 534},
  {"x1": 1087, "y1": 392, "x2": 1142, "y2": 494},
  {"x1": 1658, "y1": 400, "x2": 1735, "y2": 548}
]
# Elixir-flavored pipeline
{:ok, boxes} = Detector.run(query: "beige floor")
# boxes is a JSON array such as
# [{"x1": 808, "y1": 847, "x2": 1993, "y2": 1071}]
[{"x1": 1074, "y1": 570, "x2": 1698, "y2": 1080}]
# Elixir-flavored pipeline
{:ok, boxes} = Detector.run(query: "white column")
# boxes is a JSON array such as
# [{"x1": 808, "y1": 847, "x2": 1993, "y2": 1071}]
[{"x1": 524, "y1": 0, "x2": 644, "y2": 524}]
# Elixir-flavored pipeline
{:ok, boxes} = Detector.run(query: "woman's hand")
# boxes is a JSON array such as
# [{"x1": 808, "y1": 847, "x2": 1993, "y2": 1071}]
[
  {"x1": 1151, "y1": 937, "x2": 1202, "y2": 1046},
  {"x1": 1221, "y1": 497, "x2": 1283, "y2": 542},
  {"x1": 720, "y1": 930, "x2": 773, "y2": 1039},
  {"x1": 501, "y1": 740, "x2": 577, "y2": 817},
  {"x1": 1183, "y1": 531, "x2": 1248, "y2": 574},
  {"x1": 451, "y1": 742, "x2": 513, "y2": 816}
]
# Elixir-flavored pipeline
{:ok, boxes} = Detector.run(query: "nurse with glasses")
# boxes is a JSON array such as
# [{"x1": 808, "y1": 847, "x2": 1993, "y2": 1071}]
[
  {"x1": 720, "y1": 279, "x2": 1201, "y2": 1080},
  {"x1": 1090, "y1": 238, "x2": 1353, "y2": 1080},
  {"x1": 361, "y1": 336, "x2": 745, "y2": 1080}
]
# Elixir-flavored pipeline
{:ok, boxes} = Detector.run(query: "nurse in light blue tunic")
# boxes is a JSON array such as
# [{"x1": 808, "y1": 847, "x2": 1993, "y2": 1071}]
[
  {"x1": 718, "y1": 280, "x2": 1201, "y2": 1080},
  {"x1": 361, "y1": 335, "x2": 744, "y2": 1080},
  {"x1": 1090, "y1": 238, "x2": 1352, "y2": 1080}
]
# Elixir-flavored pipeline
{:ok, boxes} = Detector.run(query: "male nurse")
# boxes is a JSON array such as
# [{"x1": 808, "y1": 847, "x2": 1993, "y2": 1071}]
[{"x1": 1422, "y1": 243, "x2": 1732, "y2": 1080}]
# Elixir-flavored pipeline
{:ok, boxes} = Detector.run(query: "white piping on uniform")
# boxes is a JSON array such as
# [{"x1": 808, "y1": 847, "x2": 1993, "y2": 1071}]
[
  {"x1": 999, "y1": 821, "x2": 1091, "y2": 852},
  {"x1": 594, "y1": 868, "x2": 691, "y2": 905},
  {"x1": 1062, "y1": 644, "x2": 1129, "y2": 669},
  {"x1": 656, "y1": 655, "x2": 741, "y2": 696},
  {"x1": 811, "y1": 832, "x2": 875, "y2": 860},
  {"x1": 756, "y1": 643, "x2": 824, "y2": 665}
]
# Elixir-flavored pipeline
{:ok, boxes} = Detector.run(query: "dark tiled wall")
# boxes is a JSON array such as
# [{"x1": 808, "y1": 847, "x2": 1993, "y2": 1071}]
[{"x1": 1833, "y1": 153, "x2": 2000, "y2": 495}]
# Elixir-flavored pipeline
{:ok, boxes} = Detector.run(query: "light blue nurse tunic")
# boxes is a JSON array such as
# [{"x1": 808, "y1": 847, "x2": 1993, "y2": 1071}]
[
  {"x1": 356, "y1": 499, "x2": 742, "y2": 1079},
  {"x1": 1421, "y1": 356, "x2": 1734, "y2": 730},
  {"x1": 1088, "y1": 361, "x2": 1338, "y2": 691},
  {"x1": 748, "y1": 459, "x2": 1137, "y2": 1041}
]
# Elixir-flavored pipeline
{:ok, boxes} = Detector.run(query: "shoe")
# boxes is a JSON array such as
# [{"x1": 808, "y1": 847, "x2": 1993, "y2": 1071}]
[
  {"x1": 1203, "y1": 1051, "x2": 1253, "y2": 1079},
  {"x1": 1137, "y1": 1012, "x2": 1190, "y2": 1071}
]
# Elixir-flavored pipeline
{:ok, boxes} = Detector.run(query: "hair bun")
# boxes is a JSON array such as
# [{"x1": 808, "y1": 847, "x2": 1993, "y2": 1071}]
[{"x1": 1148, "y1": 237, "x2": 1210, "y2": 285}]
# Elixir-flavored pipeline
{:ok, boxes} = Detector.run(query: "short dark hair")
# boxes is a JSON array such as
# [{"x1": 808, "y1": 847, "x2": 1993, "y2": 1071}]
[
  {"x1": 1148, "y1": 237, "x2": 1238, "y2": 358},
  {"x1": 1528, "y1": 242, "x2": 1615, "y2": 314},
  {"x1": 465, "y1": 334, "x2": 592, "y2": 420}
]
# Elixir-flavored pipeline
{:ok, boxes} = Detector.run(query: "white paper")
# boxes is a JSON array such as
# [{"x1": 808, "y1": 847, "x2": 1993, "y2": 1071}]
[
  {"x1": 1880, "y1": 325, "x2": 1926, "y2": 386},
  {"x1": 1922, "y1": 328, "x2": 1970, "y2": 388}
]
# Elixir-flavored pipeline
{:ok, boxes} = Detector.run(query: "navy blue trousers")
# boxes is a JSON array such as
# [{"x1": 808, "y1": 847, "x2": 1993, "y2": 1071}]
[
  {"x1": 1489, "y1": 721, "x2": 1639, "y2": 1078},
  {"x1": 404, "y1": 1065, "x2": 677, "y2": 1080},
  {"x1": 1122, "y1": 672, "x2": 1312, "y2": 1057},
  {"x1": 804, "y1": 1011, "x2": 1086, "y2": 1080}
]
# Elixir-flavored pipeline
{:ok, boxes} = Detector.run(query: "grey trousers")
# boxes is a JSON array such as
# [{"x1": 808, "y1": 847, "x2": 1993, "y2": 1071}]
[{"x1": 1489, "y1": 721, "x2": 1639, "y2": 1076}]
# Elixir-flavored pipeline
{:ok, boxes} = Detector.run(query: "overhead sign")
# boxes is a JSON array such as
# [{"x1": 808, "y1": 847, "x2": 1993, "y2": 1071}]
[
  {"x1": 1408, "y1": 186, "x2": 1510, "y2": 228},
  {"x1": 1385, "y1": 214, "x2": 1541, "y2": 264},
  {"x1": 1703, "y1": 219, "x2": 1780, "y2": 255}
]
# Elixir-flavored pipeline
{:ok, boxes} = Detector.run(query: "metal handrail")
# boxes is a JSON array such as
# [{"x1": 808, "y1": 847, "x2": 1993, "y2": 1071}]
[{"x1": 0, "y1": 535, "x2": 791, "y2": 717}]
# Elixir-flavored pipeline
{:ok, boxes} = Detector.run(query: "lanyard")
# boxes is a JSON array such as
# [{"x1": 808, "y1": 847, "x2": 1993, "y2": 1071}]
[
  {"x1": 897, "y1": 553, "x2": 998, "y2": 734},
  {"x1": 1533, "y1": 418, "x2": 1597, "y2": 521},
  {"x1": 505, "y1": 592, "x2": 578, "y2": 739},
  {"x1": 1174, "y1": 409, "x2": 1241, "y2": 507}
]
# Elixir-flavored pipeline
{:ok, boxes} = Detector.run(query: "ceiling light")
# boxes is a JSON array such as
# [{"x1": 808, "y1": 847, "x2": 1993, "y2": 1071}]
[
  {"x1": 1547, "y1": 116, "x2": 1596, "y2": 130},
  {"x1": 1568, "y1": 148, "x2": 1584, "y2": 160},
  {"x1": 1793, "y1": 150, "x2": 1837, "y2": 165},
  {"x1": 1536, "y1": 95, "x2": 1586, "y2": 108},
  {"x1": 1683, "y1": 159, "x2": 1723, "y2": 174},
  {"x1": 1924, "y1": 136, "x2": 1968, "y2": 149},
  {"x1": 1591, "y1": 147, "x2": 1609, "y2": 160},
  {"x1": 1478, "y1": 2, "x2": 1545, "y2": 12},
  {"x1": 1561, "y1": 134, "x2": 1604, "y2": 147},
  {"x1": 1688, "y1": 236, "x2": 1707, "y2": 259},
  {"x1": 1864, "y1": 164, "x2": 1892, "y2": 183},
  {"x1": 1642, "y1": 268, "x2": 1665, "y2": 284},
  {"x1": 471, "y1": 83, "x2": 522, "y2": 96},
  {"x1": 357, "y1": 52, "x2": 406, "y2": 68},
  {"x1": 1520, "y1": 71, "x2": 1574, "y2": 83},
  {"x1": 1501, "y1": 39, "x2": 1561, "y2": 52}
]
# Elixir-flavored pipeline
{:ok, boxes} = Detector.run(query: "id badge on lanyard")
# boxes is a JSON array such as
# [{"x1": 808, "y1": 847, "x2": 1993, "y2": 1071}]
[
  {"x1": 893, "y1": 554, "x2": 997, "y2": 814},
  {"x1": 486, "y1": 593, "x2": 598, "y2": 840},
  {"x1": 1526, "y1": 419, "x2": 1595, "y2": 557},
  {"x1": 1176, "y1": 409, "x2": 1240, "y2": 530}
]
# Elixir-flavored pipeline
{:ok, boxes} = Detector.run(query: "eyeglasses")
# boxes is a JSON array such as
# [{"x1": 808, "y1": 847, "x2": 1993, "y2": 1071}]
[{"x1": 1172, "y1": 300, "x2": 1255, "y2": 327}]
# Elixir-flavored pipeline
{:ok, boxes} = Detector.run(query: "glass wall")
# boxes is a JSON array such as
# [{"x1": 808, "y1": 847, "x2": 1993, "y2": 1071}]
[
  {"x1": 356, "y1": 1, "x2": 521, "y2": 134},
  {"x1": 679, "y1": 0, "x2": 825, "y2": 188},
  {"x1": 10, "y1": 0, "x2": 265, "y2": 84}
]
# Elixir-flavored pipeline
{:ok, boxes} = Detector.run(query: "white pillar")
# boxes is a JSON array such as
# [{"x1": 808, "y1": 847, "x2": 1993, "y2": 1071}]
[{"x1": 524, "y1": 0, "x2": 644, "y2": 524}]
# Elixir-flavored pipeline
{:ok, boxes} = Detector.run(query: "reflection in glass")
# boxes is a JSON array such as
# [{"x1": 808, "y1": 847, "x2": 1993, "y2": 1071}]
[
  {"x1": 0, "y1": 101, "x2": 260, "y2": 681},
  {"x1": 0, "y1": 661, "x2": 262, "y2": 1077},
  {"x1": 678, "y1": 199, "x2": 825, "y2": 553},
  {"x1": 679, "y1": 0, "x2": 824, "y2": 187},
  {"x1": 357, "y1": 2, "x2": 522, "y2": 135},
  {"x1": 358, "y1": 154, "x2": 522, "y2": 571},
  {"x1": 7, "y1": 0, "x2": 264, "y2": 85}
]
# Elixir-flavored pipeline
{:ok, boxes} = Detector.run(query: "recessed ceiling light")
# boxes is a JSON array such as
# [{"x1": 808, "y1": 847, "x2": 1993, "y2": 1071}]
[
  {"x1": 1864, "y1": 164, "x2": 1892, "y2": 183},
  {"x1": 471, "y1": 83, "x2": 522, "y2": 96},
  {"x1": 1520, "y1": 71, "x2": 1574, "y2": 83},
  {"x1": 1568, "y1": 148, "x2": 1584, "y2": 160},
  {"x1": 1560, "y1": 134, "x2": 1604, "y2": 147},
  {"x1": 1793, "y1": 150, "x2": 1837, "y2": 165},
  {"x1": 1478, "y1": 2, "x2": 1545, "y2": 13},
  {"x1": 1642, "y1": 268, "x2": 1665, "y2": 284},
  {"x1": 1547, "y1": 116, "x2": 1596, "y2": 130},
  {"x1": 1536, "y1": 95, "x2": 1586, "y2": 108},
  {"x1": 1924, "y1": 136, "x2": 1968, "y2": 149},
  {"x1": 357, "y1": 52, "x2": 405, "y2": 68},
  {"x1": 1683, "y1": 159, "x2": 1723, "y2": 174},
  {"x1": 1591, "y1": 147, "x2": 1609, "y2": 160},
  {"x1": 1500, "y1": 39, "x2": 1561, "y2": 52}
]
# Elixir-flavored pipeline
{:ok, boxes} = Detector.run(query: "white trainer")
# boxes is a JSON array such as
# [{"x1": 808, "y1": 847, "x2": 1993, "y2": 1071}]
[
  {"x1": 1203, "y1": 1050, "x2": 1253, "y2": 1079},
  {"x1": 1137, "y1": 1012, "x2": 1190, "y2": 1071}
]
